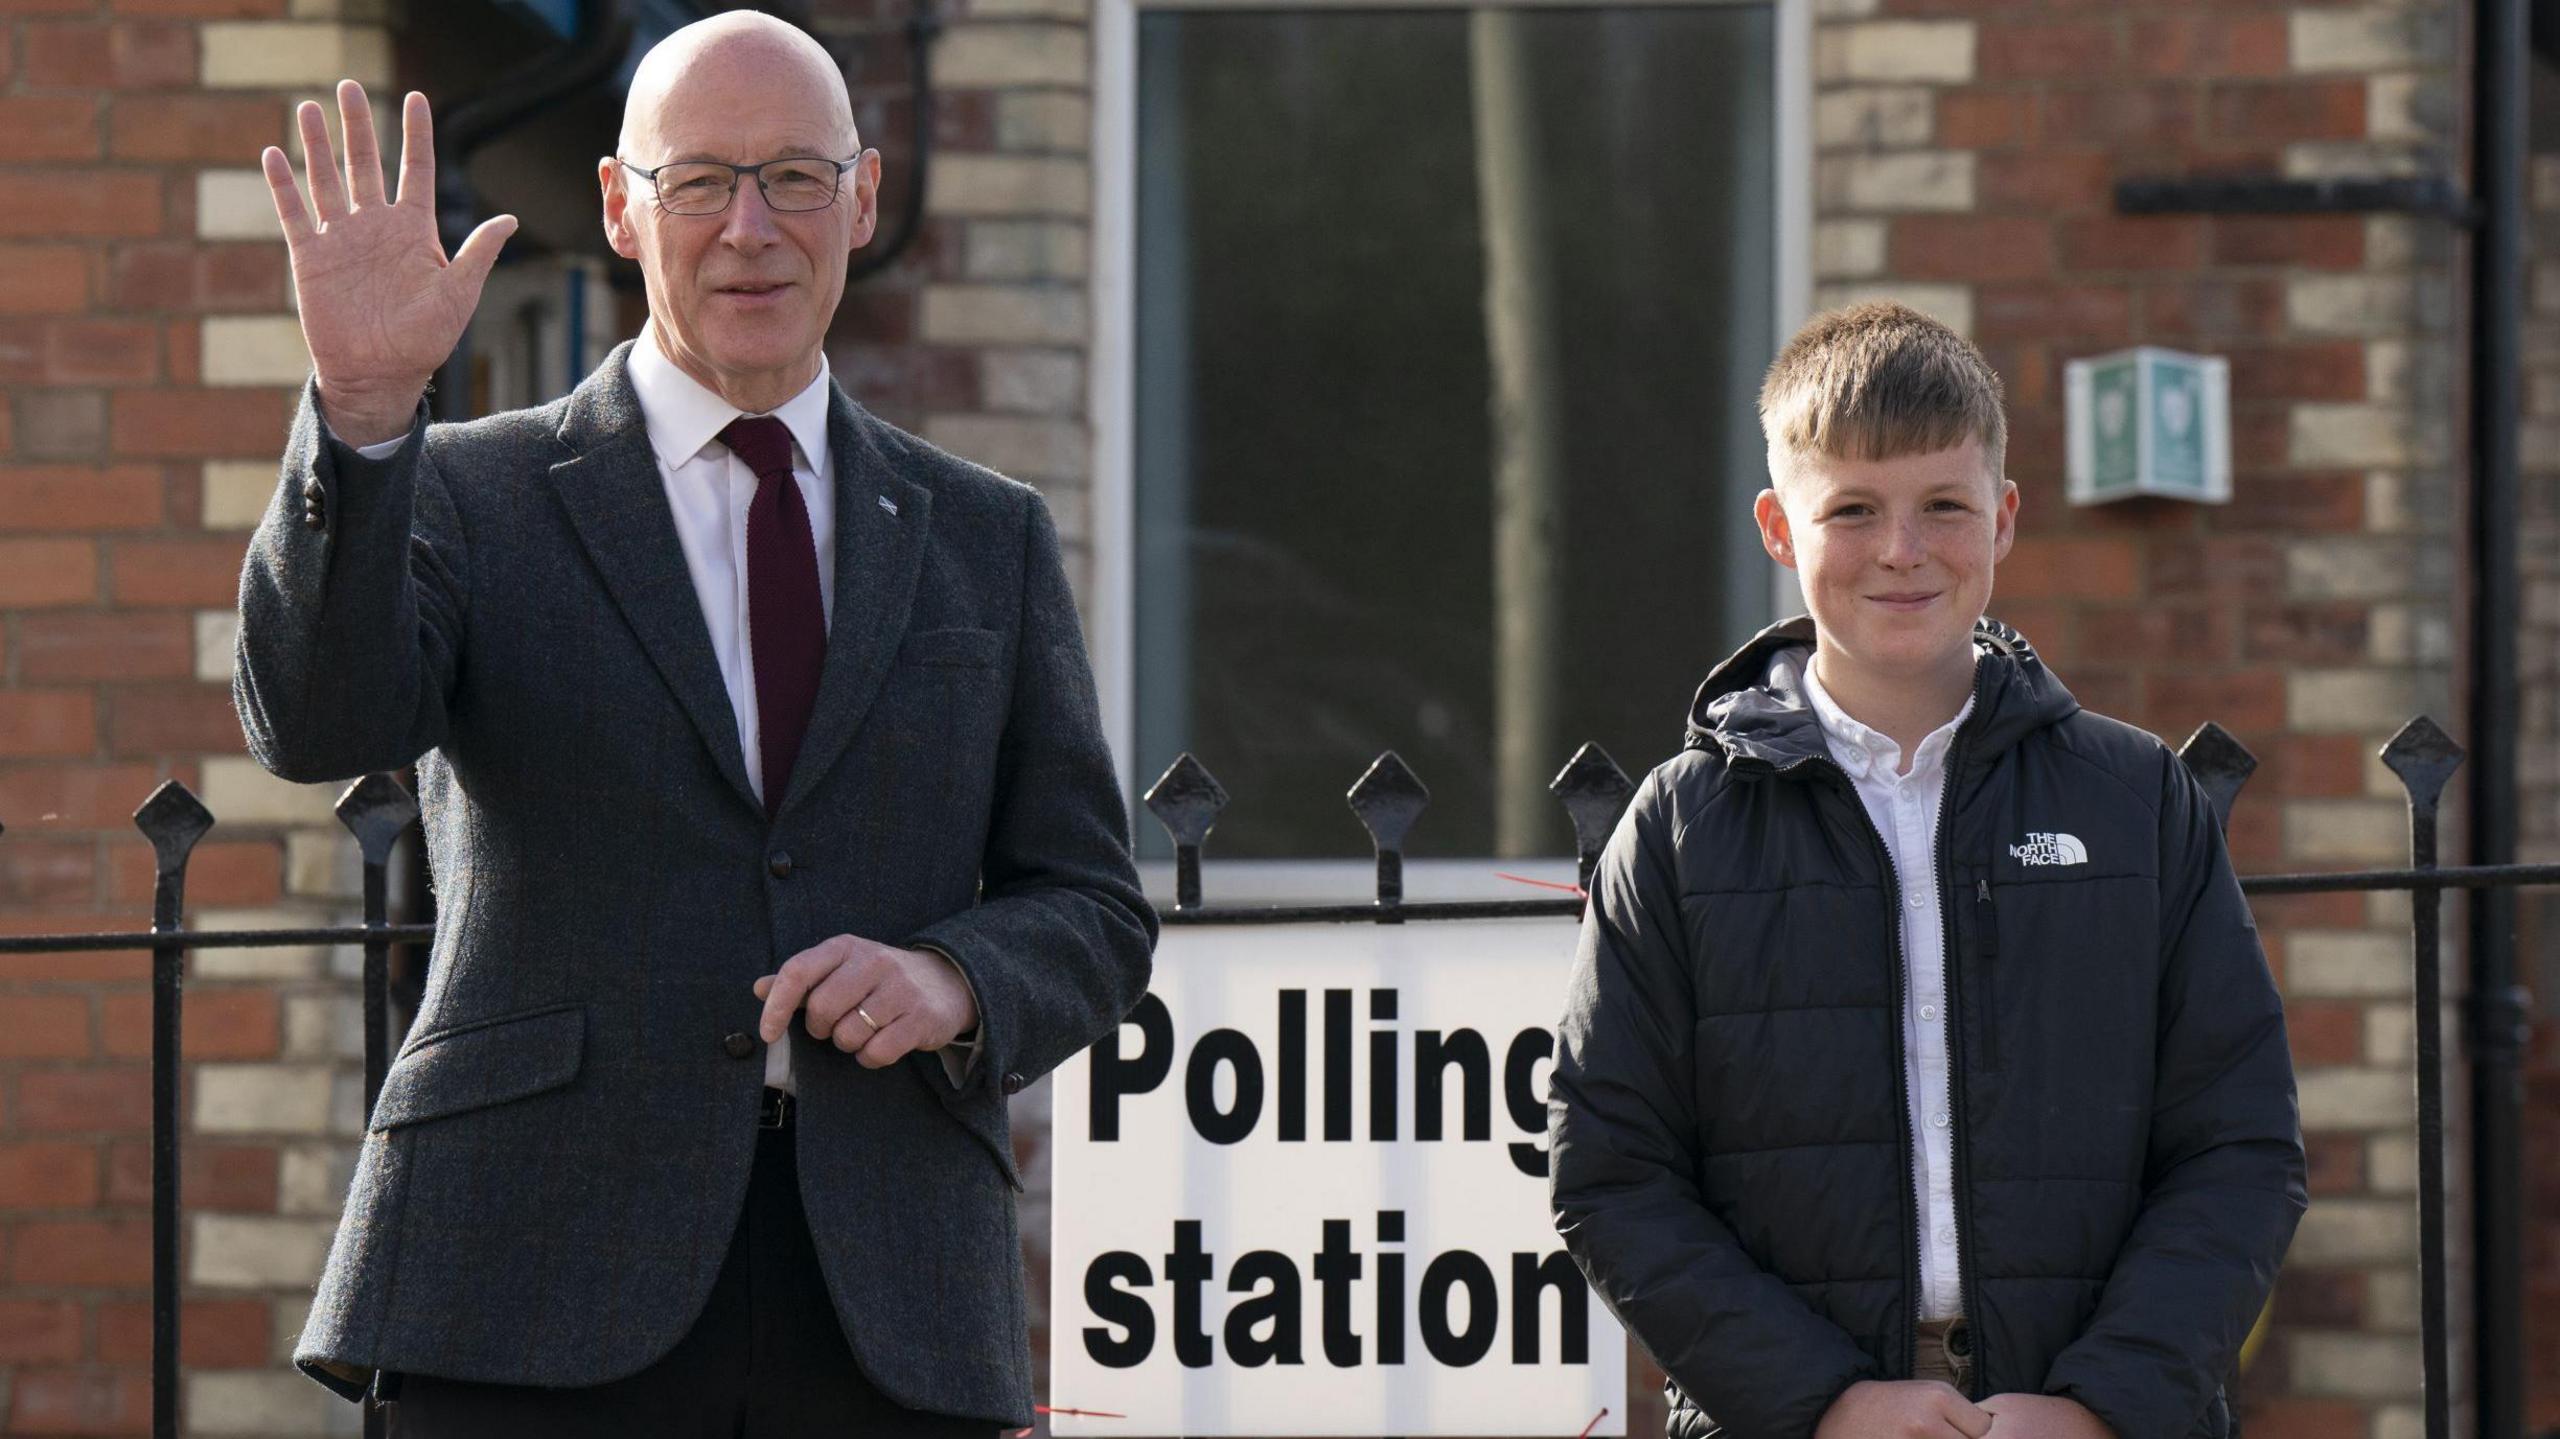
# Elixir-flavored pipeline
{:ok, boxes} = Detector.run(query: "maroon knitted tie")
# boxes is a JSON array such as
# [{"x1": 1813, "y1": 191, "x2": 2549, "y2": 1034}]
[{"x1": 718, "y1": 416, "x2": 825, "y2": 819}]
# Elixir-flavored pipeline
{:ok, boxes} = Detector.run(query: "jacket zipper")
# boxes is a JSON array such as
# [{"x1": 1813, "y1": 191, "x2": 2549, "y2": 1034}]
[
  {"x1": 1931, "y1": 652, "x2": 2000, "y2": 1396},
  {"x1": 1931, "y1": 727, "x2": 1988, "y2": 1398},
  {"x1": 1801, "y1": 754, "x2": 1924, "y2": 1381},
  {"x1": 1766, "y1": 657, "x2": 1995, "y2": 1385},
  {"x1": 1973, "y1": 876, "x2": 2000, "y2": 1073}
]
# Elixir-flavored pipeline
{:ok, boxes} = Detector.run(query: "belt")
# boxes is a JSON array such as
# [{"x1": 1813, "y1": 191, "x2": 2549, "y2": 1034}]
[{"x1": 758, "y1": 1087, "x2": 795, "y2": 1131}]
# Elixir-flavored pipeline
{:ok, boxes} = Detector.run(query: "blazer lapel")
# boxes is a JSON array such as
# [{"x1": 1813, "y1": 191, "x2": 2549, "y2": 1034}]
[
  {"x1": 546, "y1": 347, "x2": 762, "y2": 815},
  {"x1": 775, "y1": 383, "x2": 933, "y2": 820}
]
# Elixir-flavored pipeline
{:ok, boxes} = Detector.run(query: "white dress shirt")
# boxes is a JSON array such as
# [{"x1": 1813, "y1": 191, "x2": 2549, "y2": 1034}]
[
  {"x1": 1801, "y1": 649, "x2": 1981, "y2": 1323},
  {"x1": 355, "y1": 325, "x2": 973, "y2": 1093}
]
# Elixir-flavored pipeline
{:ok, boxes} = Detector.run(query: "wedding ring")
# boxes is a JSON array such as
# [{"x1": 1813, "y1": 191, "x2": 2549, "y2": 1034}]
[{"x1": 856, "y1": 1005, "x2": 881, "y2": 1032}]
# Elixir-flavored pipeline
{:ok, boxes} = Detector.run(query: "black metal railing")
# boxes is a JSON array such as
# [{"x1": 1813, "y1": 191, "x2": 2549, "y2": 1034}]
[{"x1": 0, "y1": 716, "x2": 2550, "y2": 1439}]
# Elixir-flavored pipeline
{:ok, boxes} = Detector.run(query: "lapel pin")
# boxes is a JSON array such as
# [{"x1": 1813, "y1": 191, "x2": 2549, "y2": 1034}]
[{"x1": 877, "y1": 495, "x2": 900, "y2": 517}]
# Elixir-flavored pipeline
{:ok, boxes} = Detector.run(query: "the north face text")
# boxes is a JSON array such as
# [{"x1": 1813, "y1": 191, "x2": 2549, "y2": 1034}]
[{"x1": 2009, "y1": 832, "x2": 2088, "y2": 866}]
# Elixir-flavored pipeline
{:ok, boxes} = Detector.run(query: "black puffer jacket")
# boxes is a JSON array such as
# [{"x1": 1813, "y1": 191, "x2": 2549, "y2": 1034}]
[{"x1": 1549, "y1": 617, "x2": 2305, "y2": 1439}]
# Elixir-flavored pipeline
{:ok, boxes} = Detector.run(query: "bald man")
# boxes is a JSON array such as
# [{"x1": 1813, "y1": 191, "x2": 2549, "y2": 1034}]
[{"x1": 234, "y1": 14, "x2": 1156, "y2": 1436}]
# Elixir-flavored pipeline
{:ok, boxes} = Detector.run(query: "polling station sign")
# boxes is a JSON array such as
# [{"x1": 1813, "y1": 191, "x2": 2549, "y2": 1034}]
[{"x1": 1049, "y1": 919, "x2": 1625, "y2": 1436}]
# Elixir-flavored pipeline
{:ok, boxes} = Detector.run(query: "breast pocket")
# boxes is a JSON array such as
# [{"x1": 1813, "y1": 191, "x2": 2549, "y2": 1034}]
[
  {"x1": 869, "y1": 627, "x2": 1009, "y2": 830},
  {"x1": 897, "y1": 626, "x2": 1001, "y2": 669}
]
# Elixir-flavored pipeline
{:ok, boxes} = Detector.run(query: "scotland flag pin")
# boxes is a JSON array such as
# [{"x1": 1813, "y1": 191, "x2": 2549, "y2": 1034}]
[{"x1": 877, "y1": 495, "x2": 899, "y2": 517}]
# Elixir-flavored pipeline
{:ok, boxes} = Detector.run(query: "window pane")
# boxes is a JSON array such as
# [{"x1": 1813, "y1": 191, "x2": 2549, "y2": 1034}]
[{"x1": 1134, "y1": 4, "x2": 1777, "y2": 860}]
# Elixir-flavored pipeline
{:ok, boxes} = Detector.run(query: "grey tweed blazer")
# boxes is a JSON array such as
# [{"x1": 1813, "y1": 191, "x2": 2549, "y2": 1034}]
[{"x1": 233, "y1": 343, "x2": 1157, "y2": 1425}]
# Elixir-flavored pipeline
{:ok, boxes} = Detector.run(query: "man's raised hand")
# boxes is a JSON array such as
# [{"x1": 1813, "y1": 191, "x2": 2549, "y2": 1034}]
[{"x1": 262, "y1": 82, "x2": 517, "y2": 447}]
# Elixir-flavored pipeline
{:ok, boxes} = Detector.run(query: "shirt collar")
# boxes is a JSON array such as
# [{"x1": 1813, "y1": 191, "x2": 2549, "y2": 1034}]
[
  {"x1": 1801, "y1": 647, "x2": 1982, "y2": 782},
  {"x1": 629, "y1": 321, "x2": 833, "y2": 479}
]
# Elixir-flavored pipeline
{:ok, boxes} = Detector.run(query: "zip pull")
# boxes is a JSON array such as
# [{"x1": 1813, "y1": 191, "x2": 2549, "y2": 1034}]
[{"x1": 1976, "y1": 878, "x2": 1988, "y2": 903}]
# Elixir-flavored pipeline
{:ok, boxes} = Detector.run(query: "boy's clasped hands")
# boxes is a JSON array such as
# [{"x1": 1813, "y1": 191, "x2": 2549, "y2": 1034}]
[{"x1": 1817, "y1": 1382, "x2": 2116, "y2": 1438}]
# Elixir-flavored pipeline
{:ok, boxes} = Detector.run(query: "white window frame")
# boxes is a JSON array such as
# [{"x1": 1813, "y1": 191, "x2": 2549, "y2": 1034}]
[{"x1": 1087, "y1": 0, "x2": 1813, "y2": 898}]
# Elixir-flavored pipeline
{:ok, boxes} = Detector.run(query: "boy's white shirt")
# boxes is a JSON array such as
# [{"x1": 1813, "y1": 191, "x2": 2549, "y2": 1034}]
[{"x1": 1800, "y1": 644, "x2": 1984, "y2": 1324}]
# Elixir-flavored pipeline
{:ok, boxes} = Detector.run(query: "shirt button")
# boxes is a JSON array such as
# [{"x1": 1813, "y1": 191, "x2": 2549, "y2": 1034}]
[
  {"x1": 1938, "y1": 1226, "x2": 1958, "y2": 1245},
  {"x1": 1920, "y1": 1004, "x2": 1938, "y2": 1022},
  {"x1": 1931, "y1": 1111, "x2": 1950, "y2": 1129},
  {"x1": 1908, "y1": 894, "x2": 1927, "y2": 909},
  {"x1": 1001, "y1": 1070, "x2": 1027, "y2": 1095},
  {"x1": 722, "y1": 1031, "x2": 756, "y2": 1060},
  {"x1": 768, "y1": 852, "x2": 793, "y2": 878}
]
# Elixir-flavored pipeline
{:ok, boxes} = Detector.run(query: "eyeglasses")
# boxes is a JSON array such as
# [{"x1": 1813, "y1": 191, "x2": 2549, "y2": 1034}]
[{"x1": 616, "y1": 155, "x2": 860, "y2": 216}]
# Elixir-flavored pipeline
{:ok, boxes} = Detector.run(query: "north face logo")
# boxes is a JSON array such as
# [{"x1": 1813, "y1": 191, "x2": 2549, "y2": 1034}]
[{"x1": 2010, "y1": 832, "x2": 2088, "y2": 866}]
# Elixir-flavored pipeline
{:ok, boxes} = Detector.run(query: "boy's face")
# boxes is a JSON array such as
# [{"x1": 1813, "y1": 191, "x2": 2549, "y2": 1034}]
[{"x1": 1754, "y1": 437, "x2": 2019, "y2": 684}]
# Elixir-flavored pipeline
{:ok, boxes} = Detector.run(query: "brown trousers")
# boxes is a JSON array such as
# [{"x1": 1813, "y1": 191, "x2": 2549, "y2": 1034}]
[{"x1": 1914, "y1": 1317, "x2": 1976, "y2": 1395}]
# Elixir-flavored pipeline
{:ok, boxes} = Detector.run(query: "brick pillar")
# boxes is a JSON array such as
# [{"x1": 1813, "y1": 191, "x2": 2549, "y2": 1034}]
[
  {"x1": 0, "y1": 2, "x2": 389, "y2": 1433},
  {"x1": 1817, "y1": 3, "x2": 2466, "y2": 1436},
  {"x1": 828, "y1": 7, "x2": 1094, "y2": 577}
]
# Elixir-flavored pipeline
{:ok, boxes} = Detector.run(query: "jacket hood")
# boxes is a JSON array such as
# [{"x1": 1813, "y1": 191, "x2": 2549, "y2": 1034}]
[{"x1": 1684, "y1": 614, "x2": 2080, "y2": 773}]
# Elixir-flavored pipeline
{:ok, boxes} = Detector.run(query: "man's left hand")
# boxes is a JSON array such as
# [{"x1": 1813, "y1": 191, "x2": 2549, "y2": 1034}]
[
  {"x1": 754, "y1": 935, "x2": 978, "y2": 1069},
  {"x1": 1978, "y1": 1394, "x2": 2115, "y2": 1439}
]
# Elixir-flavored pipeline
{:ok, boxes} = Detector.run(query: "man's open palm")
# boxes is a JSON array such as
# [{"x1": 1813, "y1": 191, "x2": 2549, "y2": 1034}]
[{"x1": 262, "y1": 81, "x2": 516, "y2": 445}]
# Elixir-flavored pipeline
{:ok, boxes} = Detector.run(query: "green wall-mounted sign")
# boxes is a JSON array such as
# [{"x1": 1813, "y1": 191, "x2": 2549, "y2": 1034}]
[{"x1": 2065, "y1": 347, "x2": 2231, "y2": 506}]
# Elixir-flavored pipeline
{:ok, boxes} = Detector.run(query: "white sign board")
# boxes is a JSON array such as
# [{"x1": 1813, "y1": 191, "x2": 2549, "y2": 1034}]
[{"x1": 1050, "y1": 919, "x2": 1624, "y2": 1436}]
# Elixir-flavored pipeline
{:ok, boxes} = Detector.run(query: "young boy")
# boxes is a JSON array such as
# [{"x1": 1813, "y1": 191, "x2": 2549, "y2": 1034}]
[{"x1": 1548, "y1": 304, "x2": 2305, "y2": 1439}]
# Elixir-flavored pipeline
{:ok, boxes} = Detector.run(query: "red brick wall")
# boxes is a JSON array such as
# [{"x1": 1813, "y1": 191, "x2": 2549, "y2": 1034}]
[{"x1": 0, "y1": 2, "x2": 373, "y2": 1433}]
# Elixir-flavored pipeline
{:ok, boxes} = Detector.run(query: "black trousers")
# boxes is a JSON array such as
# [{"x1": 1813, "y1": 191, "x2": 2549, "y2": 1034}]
[{"x1": 390, "y1": 1120, "x2": 998, "y2": 1439}]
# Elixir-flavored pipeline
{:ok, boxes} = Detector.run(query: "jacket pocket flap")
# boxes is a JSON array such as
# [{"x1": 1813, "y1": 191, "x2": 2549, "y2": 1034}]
[
  {"x1": 371, "y1": 1004, "x2": 584, "y2": 1132},
  {"x1": 897, "y1": 627, "x2": 1001, "y2": 668}
]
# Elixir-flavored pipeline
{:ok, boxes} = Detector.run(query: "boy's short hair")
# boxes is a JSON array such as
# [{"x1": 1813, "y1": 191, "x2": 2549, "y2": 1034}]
[{"x1": 1759, "y1": 301, "x2": 2008, "y2": 485}]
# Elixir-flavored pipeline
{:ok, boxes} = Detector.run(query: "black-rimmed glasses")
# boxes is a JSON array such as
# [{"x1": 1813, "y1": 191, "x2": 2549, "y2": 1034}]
[{"x1": 617, "y1": 155, "x2": 860, "y2": 216}]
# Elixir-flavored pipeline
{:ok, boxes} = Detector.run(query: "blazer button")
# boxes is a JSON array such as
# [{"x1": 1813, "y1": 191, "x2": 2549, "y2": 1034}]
[
  {"x1": 1001, "y1": 1071, "x2": 1026, "y2": 1095},
  {"x1": 302, "y1": 506, "x2": 326, "y2": 531},
  {"x1": 302, "y1": 479, "x2": 325, "y2": 501},
  {"x1": 768, "y1": 852, "x2": 793, "y2": 878},
  {"x1": 722, "y1": 1031, "x2": 756, "y2": 1060}
]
